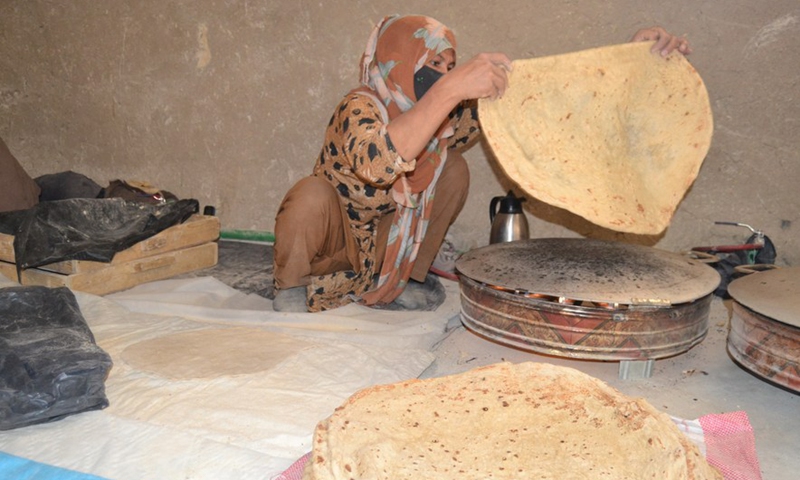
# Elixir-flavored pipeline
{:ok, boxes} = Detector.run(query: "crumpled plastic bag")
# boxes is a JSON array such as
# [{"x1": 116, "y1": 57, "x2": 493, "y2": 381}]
[
  {"x1": 0, "y1": 285, "x2": 113, "y2": 431},
  {"x1": 0, "y1": 197, "x2": 198, "y2": 273}
]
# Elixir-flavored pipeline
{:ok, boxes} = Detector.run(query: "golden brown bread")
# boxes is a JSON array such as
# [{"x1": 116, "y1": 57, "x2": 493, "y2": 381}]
[
  {"x1": 478, "y1": 42, "x2": 713, "y2": 235},
  {"x1": 303, "y1": 362, "x2": 722, "y2": 479}
]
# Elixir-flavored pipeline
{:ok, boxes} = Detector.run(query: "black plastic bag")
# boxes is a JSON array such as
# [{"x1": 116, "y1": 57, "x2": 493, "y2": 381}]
[
  {"x1": 0, "y1": 285, "x2": 113, "y2": 430},
  {"x1": 0, "y1": 197, "x2": 198, "y2": 272},
  {"x1": 35, "y1": 170, "x2": 104, "y2": 202}
]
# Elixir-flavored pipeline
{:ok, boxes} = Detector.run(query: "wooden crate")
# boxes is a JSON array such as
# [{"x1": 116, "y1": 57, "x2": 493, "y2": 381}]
[{"x1": 0, "y1": 214, "x2": 220, "y2": 295}]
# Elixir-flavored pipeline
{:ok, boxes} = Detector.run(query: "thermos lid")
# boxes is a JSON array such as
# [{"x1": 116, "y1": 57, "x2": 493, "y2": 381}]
[{"x1": 498, "y1": 191, "x2": 525, "y2": 214}]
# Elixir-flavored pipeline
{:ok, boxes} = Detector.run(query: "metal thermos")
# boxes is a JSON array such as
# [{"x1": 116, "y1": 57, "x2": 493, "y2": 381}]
[{"x1": 489, "y1": 191, "x2": 529, "y2": 244}]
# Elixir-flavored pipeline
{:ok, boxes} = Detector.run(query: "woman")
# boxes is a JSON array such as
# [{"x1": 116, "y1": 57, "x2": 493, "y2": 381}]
[{"x1": 272, "y1": 15, "x2": 690, "y2": 312}]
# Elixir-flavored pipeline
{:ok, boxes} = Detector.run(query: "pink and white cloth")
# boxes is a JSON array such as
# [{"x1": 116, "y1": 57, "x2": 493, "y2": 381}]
[{"x1": 689, "y1": 411, "x2": 761, "y2": 480}]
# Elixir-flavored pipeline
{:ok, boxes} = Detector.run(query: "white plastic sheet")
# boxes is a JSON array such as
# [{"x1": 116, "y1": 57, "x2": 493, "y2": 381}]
[{"x1": 0, "y1": 275, "x2": 461, "y2": 479}]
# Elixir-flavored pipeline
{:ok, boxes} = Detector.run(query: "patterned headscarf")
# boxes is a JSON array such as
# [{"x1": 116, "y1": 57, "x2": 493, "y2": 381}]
[
  {"x1": 359, "y1": 14, "x2": 457, "y2": 197},
  {"x1": 359, "y1": 15, "x2": 458, "y2": 306}
]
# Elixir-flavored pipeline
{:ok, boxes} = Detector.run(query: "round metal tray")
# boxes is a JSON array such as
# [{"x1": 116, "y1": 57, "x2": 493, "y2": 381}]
[
  {"x1": 456, "y1": 238, "x2": 720, "y2": 305},
  {"x1": 728, "y1": 301, "x2": 800, "y2": 393},
  {"x1": 459, "y1": 275, "x2": 713, "y2": 360},
  {"x1": 728, "y1": 266, "x2": 800, "y2": 328},
  {"x1": 727, "y1": 267, "x2": 800, "y2": 393}
]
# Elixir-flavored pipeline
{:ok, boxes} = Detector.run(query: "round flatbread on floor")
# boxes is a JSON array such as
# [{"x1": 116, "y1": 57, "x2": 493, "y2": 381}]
[
  {"x1": 479, "y1": 42, "x2": 713, "y2": 235},
  {"x1": 303, "y1": 362, "x2": 722, "y2": 479}
]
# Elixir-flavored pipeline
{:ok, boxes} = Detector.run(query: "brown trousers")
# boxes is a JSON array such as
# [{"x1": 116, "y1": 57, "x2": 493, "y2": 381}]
[{"x1": 273, "y1": 151, "x2": 469, "y2": 289}]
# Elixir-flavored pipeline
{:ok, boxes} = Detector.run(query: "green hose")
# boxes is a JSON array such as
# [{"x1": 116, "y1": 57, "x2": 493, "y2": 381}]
[{"x1": 220, "y1": 229, "x2": 275, "y2": 243}]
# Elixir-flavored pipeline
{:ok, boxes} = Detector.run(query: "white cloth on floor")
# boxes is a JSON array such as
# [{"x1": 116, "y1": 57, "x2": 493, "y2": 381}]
[{"x1": 0, "y1": 274, "x2": 461, "y2": 480}]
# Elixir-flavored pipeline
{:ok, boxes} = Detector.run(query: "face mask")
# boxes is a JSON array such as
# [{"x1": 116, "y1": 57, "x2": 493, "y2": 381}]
[{"x1": 414, "y1": 66, "x2": 444, "y2": 100}]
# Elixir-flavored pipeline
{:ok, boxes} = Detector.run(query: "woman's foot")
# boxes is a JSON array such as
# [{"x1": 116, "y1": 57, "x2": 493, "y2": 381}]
[
  {"x1": 391, "y1": 274, "x2": 446, "y2": 311},
  {"x1": 272, "y1": 286, "x2": 308, "y2": 312}
]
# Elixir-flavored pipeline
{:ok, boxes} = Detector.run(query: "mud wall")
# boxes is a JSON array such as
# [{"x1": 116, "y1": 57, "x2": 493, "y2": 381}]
[{"x1": 1, "y1": 1, "x2": 798, "y2": 265}]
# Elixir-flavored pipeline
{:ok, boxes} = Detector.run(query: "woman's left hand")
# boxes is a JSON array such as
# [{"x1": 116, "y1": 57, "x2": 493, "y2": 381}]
[{"x1": 631, "y1": 26, "x2": 691, "y2": 57}]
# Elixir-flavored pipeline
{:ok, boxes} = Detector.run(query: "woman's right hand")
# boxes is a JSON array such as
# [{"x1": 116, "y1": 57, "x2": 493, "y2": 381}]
[
  {"x1": 386, "y1": 52, "x2": 512, "y2": 161},
  {"x1": 442, "y1": 53, "x2": 513, "y2": 101}
]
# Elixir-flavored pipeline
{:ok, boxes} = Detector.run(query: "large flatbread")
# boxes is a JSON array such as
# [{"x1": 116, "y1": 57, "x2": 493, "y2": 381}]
[
  {"x1": 303, "y1": 362, "x2": 722, "y2": 479},
  {"x1": 479, "y1": 42, "x2": 713, "y2": 235}
]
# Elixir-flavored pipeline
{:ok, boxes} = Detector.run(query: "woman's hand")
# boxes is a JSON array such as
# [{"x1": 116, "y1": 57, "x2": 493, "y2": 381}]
[
  {"x1": 386, "y1": 52, "x2": 512, "y2": 161},
  {"x1": 440, "y1": 52, "x2": 513, "y2": 101},
  {"x1": 631, "y1": 26, "x2": 691, "y2": 57}
]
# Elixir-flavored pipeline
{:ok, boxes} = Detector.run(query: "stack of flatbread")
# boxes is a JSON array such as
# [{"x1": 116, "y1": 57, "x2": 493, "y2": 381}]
[
  {"x1": 478, "y1": 42, "x2": 713, "y2": 235},
  {"x1": 303, "y1": 362, "x2": 722, "y2": 479}
]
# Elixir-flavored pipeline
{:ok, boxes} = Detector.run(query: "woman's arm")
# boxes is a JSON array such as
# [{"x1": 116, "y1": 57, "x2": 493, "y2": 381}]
[{"x1": 386, "y1": 53, "x2": 512, "y2": 161}]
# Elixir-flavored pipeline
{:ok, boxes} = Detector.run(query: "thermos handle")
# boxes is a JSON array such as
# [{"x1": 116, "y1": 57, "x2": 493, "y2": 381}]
[{"x1": 490, "y1": 196, "x2": 502, "y2": 223}]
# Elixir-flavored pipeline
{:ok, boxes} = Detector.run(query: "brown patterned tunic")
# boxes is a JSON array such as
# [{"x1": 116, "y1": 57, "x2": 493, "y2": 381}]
[{"x1": 306, "y1": 92, "x2": 480, "y2": 311}]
